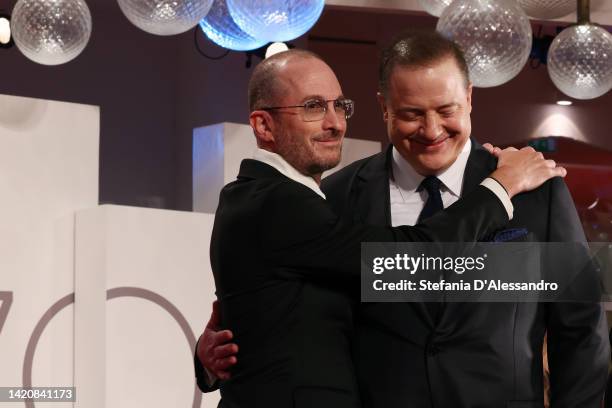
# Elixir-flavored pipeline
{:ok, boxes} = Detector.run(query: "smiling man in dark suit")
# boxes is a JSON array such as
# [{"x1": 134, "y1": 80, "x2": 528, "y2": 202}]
[
  {"x1": 195, "y1": 37, "x2": 605, "y2": 408},
  {"x1": 318, "y1": 31, "x2": 608, "y2": 408}
]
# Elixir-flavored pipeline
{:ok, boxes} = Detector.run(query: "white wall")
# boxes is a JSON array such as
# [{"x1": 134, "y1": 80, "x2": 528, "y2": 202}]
[{"x1": 0, "y1": 94, "x2": 99, "y2": 407}]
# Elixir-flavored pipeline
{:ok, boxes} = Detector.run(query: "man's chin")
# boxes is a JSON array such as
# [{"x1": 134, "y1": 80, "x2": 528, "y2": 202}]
[
  {"x1": 316, "y1": 147, "x2": 342, "y2": 167},
  {"x1": 308, "y1": 157, "x2": 342, "y2": 175},
  {"x1": 412, "y1": 155, "x2": 454, "y2": 175}
]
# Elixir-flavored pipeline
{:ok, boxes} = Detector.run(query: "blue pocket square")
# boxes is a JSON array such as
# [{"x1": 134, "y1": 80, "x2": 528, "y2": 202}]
[{"x1": 491, "y1": 228, "x2": 529, "y2": 242}]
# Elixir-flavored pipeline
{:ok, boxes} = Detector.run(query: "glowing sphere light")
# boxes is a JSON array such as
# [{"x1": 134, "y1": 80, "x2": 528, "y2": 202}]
[
  {"x1": 265, "y1": 41, "x2": 289, "y2": 58},
  {"x1": 437, "y1": 0, "x2": 532, "y2": 88},
  {"x1": 199, "y1": 0, "x2": 266, "y2": 51},
  {"x1": 518, "y1": 0, "x2": 575, "y2": 20},
  {"x1": 548, "y1": 24, "x2": 612, "y2": 100},
  {"x1": 11, "y1": 0, "x2": 92, "y2": 65},
  {"x1": 227, "y1": 0, "x2": 325, "y2": 42},
  {"x1": 117, "y1": 0, "x2": 214, "y2": 36},
  {"x1": 0, "y1": 16, "x2": 11, "y2": 45}
]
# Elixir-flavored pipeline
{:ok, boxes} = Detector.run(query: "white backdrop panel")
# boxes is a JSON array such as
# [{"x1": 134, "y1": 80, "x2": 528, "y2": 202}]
[
  {"x1": 0, "y1": 94, "x2": 99, "y2": 408},
  {"x1": 74, "y1": 205, "x2": 219, "y2": 408}
]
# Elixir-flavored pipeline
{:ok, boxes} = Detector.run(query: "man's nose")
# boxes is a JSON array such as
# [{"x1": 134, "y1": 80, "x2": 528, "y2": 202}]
[
  {"x1": 322, "y1": 102, "x2": 344, "y2": 131},
  {"x1": 419, "y1": 113, "x2": 442, "y2": 140}
]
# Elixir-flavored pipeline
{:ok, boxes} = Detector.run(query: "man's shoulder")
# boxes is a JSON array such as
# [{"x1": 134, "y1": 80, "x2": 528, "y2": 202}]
[
  {"x1": 224, "y1": 159, "x2": 319, "y2": 197},
  {"x1": 223, "y1": 173, "x2": 320, "y2": 204},
  {"x1": 512, "y1": 174, "x2": 568, "y2": 204},
  {"x1": 322, "y1": 150, "x2": 387, "y2": 193},
  {"x1": 466, "y1": 143, "x2": 563, "y2": 203}
]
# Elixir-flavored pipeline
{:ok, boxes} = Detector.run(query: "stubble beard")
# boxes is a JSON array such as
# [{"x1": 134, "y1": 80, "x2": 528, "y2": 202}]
[{"x1": 278, "y1": 128, "x2": 343, "y2": 178}]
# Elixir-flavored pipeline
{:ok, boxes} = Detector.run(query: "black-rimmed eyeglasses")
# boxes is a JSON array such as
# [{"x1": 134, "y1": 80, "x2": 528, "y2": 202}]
[{"x1": 260, "y1": 98, "x2": 354, "y2": 122}]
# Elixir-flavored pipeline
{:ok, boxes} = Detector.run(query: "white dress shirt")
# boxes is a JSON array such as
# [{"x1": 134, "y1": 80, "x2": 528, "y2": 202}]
[
  {"x1": 390, "y1": 139, "x2": 513, "y2": 226},
  {"x1": 251, "y1": 144, "x2": 511, "y2": 222},
  {"x1": 253, "y1": 148, "x2": 326, "y2": 199}
]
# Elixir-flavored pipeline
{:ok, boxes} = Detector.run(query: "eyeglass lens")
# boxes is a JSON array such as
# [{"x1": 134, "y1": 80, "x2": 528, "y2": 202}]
[{"x1": 303, "y1": 99, "x2": 353, "y2": 121}]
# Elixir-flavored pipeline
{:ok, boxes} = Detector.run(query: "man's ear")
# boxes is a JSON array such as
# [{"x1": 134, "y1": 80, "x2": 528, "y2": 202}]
[
  {"x1": 249, "y1": 110, "x2": 275, "y2": 146},
  {"x1": 466, "y1": 83, "x2": 473, "y2": 114},
  {"x1": 377, "y1": 92, "x2": 389, "y2": 121}
]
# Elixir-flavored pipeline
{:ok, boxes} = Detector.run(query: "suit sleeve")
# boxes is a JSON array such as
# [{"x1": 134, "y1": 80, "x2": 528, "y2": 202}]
[
  {"x1": 545, "y1": 177, "x2": 610, "y2": 407},
  {"x1": 194, "y1": 338, "x2": 219, "y2": 393},
  {"x1": 260, "y1": 181, "x2": 509, "y2": 280}
]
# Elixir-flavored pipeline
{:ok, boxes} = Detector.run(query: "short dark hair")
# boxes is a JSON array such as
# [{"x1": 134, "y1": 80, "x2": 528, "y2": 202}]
[
  {"x1": 248, "y1": 49, "x2": 323, "y2": 111},
  {"x1": 378, "y1": 30, "x2": 470, "y2": 97}
]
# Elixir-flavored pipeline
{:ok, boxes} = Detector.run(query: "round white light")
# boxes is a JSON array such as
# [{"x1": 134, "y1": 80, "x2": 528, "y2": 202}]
[
  {"x1": 265, "y1": 42, "x2": 288, "y2": 58},
  {"x1": 437, "y1": 0, "x2": 533, "y2": 88},
  {"x1": 548, "y1": 24, "x2": 612, "y2": 100},
  {"x1": 11, "y1": 0, "x2": 92, "y2": 65},
  {"x1": 556, "y1": 100, "x2": 572, "y2": 106},
  {"x1": 0, "y1": 17, "x2": 10, "y2": 45},
  {"x1": 117, "y1": 0, "x2": 214, "y2": 36}
]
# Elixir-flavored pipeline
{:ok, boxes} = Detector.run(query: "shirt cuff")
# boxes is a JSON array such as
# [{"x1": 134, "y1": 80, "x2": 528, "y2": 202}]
[
  {"x1": 204, "y1": 367, "x2": 218, "y2": 387},
  {"x1": 480, "y1": 177, "x2": 514, "y2": 220}
]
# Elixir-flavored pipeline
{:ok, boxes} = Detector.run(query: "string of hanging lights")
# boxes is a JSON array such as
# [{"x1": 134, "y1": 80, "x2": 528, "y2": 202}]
[
  {"x1": 6, "y1": 0, "x2": 325, "y2": 64},
  {"x1": 4, "y1": 0, "x2": 611, "y2": 101}
]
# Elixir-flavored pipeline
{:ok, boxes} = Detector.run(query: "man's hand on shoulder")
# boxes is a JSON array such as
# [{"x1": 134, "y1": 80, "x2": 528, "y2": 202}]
[
  {"x1": 196, "y1": 300, "x2": 239, "y2": 382},
  {"x1": 489, "y1": 146, "x2": 566, "y2": 198}
]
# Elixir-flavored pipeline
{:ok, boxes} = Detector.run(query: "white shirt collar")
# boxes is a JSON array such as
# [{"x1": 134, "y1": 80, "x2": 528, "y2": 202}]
[
  {"x1": 391, "y1": 138, "x2": 472, "y2": 197},
  {"x1": 252, "y1": 148, "x2": 326, "y2": 199}
]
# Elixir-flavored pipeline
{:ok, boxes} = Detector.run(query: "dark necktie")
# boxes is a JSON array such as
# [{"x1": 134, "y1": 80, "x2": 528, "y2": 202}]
[
  {"x1": 417, "y1": 176, "x2": 444, "y2": 223},
  {"x1": 416, "y1": 176, "x2": 444, "y2": 322}
]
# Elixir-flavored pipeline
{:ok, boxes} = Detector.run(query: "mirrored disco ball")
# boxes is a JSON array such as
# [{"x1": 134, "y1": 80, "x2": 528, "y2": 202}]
[
  {"x1": 548, "y1": 24, "x2": 612, "y2": 100},
  {"x1": 437, "y1": 0, "x2": 532, "y2": 88},
  {"x1": 418, "y1": 0, "x2": 454, "y2": 18},
  {"x1": 518, "y1": 0, "x2": 575, "y2": 20},
  {"x1": 117, "y1": 0, "x2": 214, "y2": 36},
  {"x1": 11, "y1": 0, "x2": 92, "y2": 65},
  {"x1": 199, "y1": 0, "x2": 266, "y2": 51},
  {"x1": 227, "y1": 0, "x2": 325, "y2": 42}
]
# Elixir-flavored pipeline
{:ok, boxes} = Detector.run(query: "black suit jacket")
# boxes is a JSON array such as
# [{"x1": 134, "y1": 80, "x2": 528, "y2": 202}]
[
  {"x1": 322, "y1": 141, "x2": 610, "y2": 408},
  {"x1": 198, "y1": 158, "x2": 511, "y2": 407}
]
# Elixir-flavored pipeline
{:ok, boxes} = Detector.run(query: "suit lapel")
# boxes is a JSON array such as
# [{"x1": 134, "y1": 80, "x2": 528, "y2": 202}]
[
  {"x1": 461, "y1": 139, "x2": 497, "y2": 196},
  {"x1": 361, "y1": 146, "x2": 438, "y2": 327},
  {"x1": 352, "y1": 146, "x2": 393, "y2": 226}
]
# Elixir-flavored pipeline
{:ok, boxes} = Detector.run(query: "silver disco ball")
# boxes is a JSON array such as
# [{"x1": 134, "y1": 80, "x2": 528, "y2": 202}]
[
  {"x1": 518, "y1": 0, "x2": 575, "y2": 20},
  {"x1": 11, "y1": 0, "x2": 92, "y2": 65},
  {"x1": 437, "y1": 0, "x2": 532, "y2": 88},
  {"x1": 548, "y1": 24, "x2": 612, "y2": 100},
  {"x1": 199, "y1": 0, "x2": 267, "y2": 51},
  {"x1": 418, "y1": 0, "x2": 454, "y2": 18},
  {"x1": 227, "y1": 0, "x2": 325, "y2": 42},
  {"x1": 117, "y1": 0, "x2": 214, "y2": 36}
]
